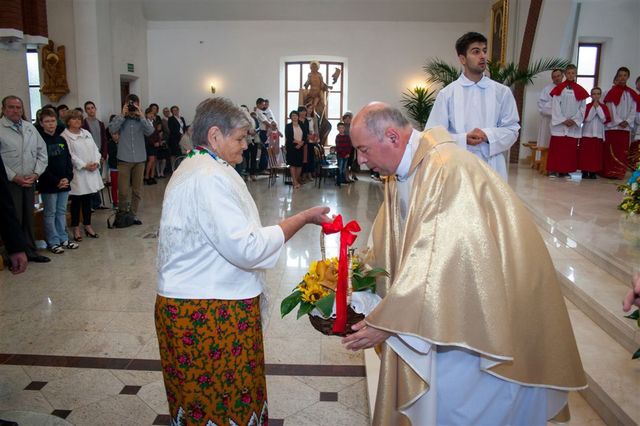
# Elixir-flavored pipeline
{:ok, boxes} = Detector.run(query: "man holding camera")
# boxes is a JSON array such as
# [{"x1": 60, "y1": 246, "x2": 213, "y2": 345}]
[{"x1": 108, "y1": 94, "x2": 154, "y2": 224}]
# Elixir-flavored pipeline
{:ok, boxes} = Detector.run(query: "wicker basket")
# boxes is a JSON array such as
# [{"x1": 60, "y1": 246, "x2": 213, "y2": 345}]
[
  {"x1": 308, "y1": 306, "x2": 365, "y2": 337},
  {"x1": 307, "y1": 230, "x2": 364, "y2": 336}
]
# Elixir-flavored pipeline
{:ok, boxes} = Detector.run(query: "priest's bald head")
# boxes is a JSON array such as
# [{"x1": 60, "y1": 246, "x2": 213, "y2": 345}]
[{"x1": 351, "y1": 102, "x2": 414, "y2": 176}]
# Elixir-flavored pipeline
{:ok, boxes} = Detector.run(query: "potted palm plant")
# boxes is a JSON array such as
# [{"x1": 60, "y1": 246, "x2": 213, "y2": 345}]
[
  {"x1": 423, "y1": 57, "x2": 570, "y2": 88},
  {"x1": 400, "y1": 86, "x2": 436, "y2": 128}
]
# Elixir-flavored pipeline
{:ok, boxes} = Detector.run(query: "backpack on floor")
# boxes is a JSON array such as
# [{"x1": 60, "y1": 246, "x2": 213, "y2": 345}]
[{"x1": 107, "y1": 211, "x2": 136, "y2": 229}]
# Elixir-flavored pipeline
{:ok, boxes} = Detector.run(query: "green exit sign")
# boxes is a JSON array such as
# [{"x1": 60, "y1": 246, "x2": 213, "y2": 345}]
[{"x1": 127, "y1": 63, "x2": 134, "y2": 73}]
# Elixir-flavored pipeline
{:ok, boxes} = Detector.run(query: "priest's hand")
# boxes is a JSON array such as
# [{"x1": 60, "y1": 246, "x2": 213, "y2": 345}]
[
  {"x1": 342, "y1": 320, "x2": 391, "y2": 351},
  {"x1": 622, "y1": 272, "x2": 640, "y2": 312}
]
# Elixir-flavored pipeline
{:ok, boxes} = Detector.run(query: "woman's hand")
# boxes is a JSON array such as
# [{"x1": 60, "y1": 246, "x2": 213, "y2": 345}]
[
  {"x1": 303, "y1": 206, "x2": 331, "y2": 225},
  {"x1": 622, "y1": 272, "x2": 640, "y2": 312},
  {"x1": 57, "y1": 178, "x2": 69, "y2": 189}
]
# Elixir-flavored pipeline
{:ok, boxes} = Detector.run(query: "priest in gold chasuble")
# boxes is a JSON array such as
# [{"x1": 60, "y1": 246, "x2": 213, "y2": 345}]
[{"x1": 343, "y1": 103, "x2": 587, "y2": 426}]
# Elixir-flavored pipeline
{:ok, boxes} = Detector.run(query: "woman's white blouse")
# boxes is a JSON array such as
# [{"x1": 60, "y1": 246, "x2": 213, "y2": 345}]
[
  {"x1": 62, "y1": 128, "x2": 104, "y2": 196},
  {"x1": 157, "y1": 151, "x2": 285, "y2": 300}
]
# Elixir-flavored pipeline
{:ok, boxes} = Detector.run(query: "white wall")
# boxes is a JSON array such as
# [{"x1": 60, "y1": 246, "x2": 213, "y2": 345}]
[
  {"x1": 0, "y1": 46, "x2": 30, "y2": 116},
  {"x1": 46, "y1": 0, "x2": 79, "y2": 109},
  {"x1": 46, "y1": 0, "x2": 149, "y2": 121},
  {"x1": 147, "y1": 20, "x2": 483, "y2": 129},
  {"x1": 517, "y1": 0, "x2": 640, "y2": 159},
  {"x1": 573, "y1": 0, "x2": 640, "y2": 87}
]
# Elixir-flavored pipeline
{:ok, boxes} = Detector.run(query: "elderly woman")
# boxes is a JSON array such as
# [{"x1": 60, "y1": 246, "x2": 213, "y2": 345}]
[
  {"x1": 62, "y1": 109, "x2": 103, "y2": 241},
  {"x1": 155, "y1": 97, "x2": 329, "y2": 425}
]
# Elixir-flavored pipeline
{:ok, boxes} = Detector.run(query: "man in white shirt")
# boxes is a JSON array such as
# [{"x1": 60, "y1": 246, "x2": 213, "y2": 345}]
[
  {"x1": 426, "y1": 32, "x2": 520, "y2": 181},
  {"x1": 536, "y1": 69, "x2": 564, "y2": 150},
  {"x1": 254, "y1": 98, "x2": 271, "y2": 173},
  {"x1": 344, "y1": 102, "x2": 586, "y2": 426}
]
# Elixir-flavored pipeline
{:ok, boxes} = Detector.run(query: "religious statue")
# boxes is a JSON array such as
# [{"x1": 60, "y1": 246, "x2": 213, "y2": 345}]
[
  {"x1": 299, "y1": 60, "x2": 341, "y2": 144},
  {"x1": 299, "y1": 60, "x2": 341, "y2": 118},
  {"x1": 41, "y1": 40, "x2": 70, "y2": 102}
]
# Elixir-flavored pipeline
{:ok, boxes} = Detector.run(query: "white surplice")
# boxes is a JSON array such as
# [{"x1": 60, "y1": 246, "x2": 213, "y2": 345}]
[
  {"x1": 377, "y1": 130, "x2": 568, "y2": 425},
  {"x1": 582, "y1": 104, "x2": 607, "y2": 139},
  {"x1": 536, "y1": 83, "x2": 556, "y2": 148},
  {"x1": 550, "y1": 86, "x2": 586, "y2": 138},
  {"x1": 604, "y1": 89, "x2": 636, "y2": 131},
  {"x1": 425, "y1": 74, "x2": 520, "y2": 181}
]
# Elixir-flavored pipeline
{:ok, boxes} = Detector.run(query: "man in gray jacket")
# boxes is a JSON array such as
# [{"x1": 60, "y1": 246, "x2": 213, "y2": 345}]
[
  {"x1": 108, "y1": 94, "x2": 153, "y2": 224},
  {"x1": 0, "y1": 96, "x2": 50, "y2": 263}
]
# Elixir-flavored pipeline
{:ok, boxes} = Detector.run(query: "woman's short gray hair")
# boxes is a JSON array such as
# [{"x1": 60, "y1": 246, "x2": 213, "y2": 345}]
[{"x1": 191, "y1": 97, "x2": 251, "y2": 147}]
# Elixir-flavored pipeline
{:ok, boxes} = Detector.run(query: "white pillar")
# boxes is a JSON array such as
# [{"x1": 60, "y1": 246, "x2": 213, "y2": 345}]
[{"x1": 72, "y1": 0, "x2": 114, "y2": 121}]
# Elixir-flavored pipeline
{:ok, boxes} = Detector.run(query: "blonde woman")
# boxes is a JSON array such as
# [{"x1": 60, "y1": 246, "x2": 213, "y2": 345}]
[{"x1": 61, "y1": 110, "x2": 104, "y2": 241}]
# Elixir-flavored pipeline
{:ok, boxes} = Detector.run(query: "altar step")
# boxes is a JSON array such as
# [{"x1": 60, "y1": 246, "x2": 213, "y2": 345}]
[{"x1": 536, "y1": 221, "x2": 639, "y2": 425}]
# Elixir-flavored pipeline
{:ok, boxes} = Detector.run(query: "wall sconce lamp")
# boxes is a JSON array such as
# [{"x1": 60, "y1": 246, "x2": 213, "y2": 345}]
[{"x1": 210, "y1": 85, "x2": 216, "y2": 94}]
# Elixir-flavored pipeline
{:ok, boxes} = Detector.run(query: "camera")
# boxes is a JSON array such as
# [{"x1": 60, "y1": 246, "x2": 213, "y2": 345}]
[{"x1": 127, "y1": 101, "x2": 136, "y2": 114}]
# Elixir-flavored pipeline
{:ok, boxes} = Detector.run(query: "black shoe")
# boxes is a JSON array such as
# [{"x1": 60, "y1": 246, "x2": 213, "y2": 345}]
[
  {"x1": 28, "y1": 254, "x2": 51, "y2": 263},
  {"x1": 133, "y1": 217, "x2": 143, "y2": 225},
  {"x1": 352, "y1": 175, "x2": 359, "y2": 181},
  {"x1": 0, "y1": 419, "x2": 19, "y2": 426},
  {"x1": 582, "y1": 171, "x2": 589, "y2": 179},
  {"x1": 151, "y1": 178, "x2": 158, "y2": 185}
]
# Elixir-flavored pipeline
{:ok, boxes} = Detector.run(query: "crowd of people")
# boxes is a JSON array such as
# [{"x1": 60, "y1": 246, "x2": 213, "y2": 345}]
[
  {"x1": 538, "y1": 65, "x2": 640, "y2": 179},
  {"x1": 0, "y1": 94, "x2": 199, "y2": 262},
  {"x1": 0, "y1": 92, "x2": 361, "y2": 264},
  {"x1": 3, "y1": 29, "x2": 640, "y2": 426}
]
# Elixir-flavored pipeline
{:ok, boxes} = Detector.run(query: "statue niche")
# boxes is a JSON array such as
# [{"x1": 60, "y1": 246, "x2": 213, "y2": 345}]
[{"x1": 41, "y1": 40, "x2": 70, "y2": 102}]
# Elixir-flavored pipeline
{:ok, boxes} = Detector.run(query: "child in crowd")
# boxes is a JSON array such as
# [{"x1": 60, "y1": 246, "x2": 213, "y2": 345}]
[
  {"x1": 578, "y1": 87, "x2": 610, "y2": 179},
  {"x1": 335, "y1": 122, "x2": 353, "y2": 186},
  {"x1": 144, "y1": 108, "x2": 161, "y2": 185},
  {"x1": 325, "y1": 146, "x2": 337, "y2": 164},
  {"x1": 268, "y1": 121, "x2": 284, "y2": 167},
  {"x1": 547, "y1": 64, "x2": 588, "y2": 177},
  {"x1": 36, "y1": 108, "x2": 78, "y2": 254}
]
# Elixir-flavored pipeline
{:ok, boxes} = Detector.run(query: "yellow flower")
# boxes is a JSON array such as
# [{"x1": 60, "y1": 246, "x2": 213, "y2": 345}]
[{"x1": 300, "y1": 281, "x2": 330, "y2": 304}]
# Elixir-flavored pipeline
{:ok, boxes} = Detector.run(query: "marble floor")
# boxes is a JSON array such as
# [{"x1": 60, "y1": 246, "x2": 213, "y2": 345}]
[{"x1": 0, "y1": 164, "x2": 625, "y2": 425}]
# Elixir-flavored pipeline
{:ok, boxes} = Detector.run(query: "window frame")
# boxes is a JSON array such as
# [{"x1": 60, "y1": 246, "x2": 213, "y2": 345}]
[
  {"x1": 576, "y1": 42, "x2": 602, "y2": 92},
  {"x1": 26, "y1": 47, "x2": 42, "y2": 122},
  {"x1": 284, "y1": 61, "x2": 344, "y2": 122}
]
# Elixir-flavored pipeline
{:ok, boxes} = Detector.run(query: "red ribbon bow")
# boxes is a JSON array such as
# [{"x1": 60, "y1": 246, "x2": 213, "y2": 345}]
[{"x1": 321, "y1": 215, "x2": 361, "y2": 333}]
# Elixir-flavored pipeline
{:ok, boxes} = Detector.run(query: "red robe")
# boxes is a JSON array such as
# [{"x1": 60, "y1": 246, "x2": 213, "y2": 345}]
[
  {"x1": 547, "y1": 82, "x2": 589, "y2": 174},
  {"x1": 578, "y1": 102, "x2": 611, "y2": 172},
  {"x1": 602, "y1": 85, "x2": 639, "y2": 179}
]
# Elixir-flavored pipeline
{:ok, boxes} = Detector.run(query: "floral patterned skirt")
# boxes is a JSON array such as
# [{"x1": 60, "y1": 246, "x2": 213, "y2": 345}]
[{"x1": 155, "y1": 295, "x2": 268, "y2": 425}]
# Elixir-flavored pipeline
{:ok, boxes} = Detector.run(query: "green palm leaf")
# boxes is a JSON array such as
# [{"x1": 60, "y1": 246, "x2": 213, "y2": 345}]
[
  {"x1": 423, "y1": 59, "x2": 461, "y2": 87},
  {"x1": 400, "y1": 86, "x2": 436, "y2": 128}
]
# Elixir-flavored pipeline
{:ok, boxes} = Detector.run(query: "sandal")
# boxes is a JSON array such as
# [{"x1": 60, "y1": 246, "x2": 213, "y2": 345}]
[
  {"x1": 62, "y1": 241, "x2": 79, "y2": 249},
  {"x1": 48, "y1": 244, "x2": 65, "y2": 254}
]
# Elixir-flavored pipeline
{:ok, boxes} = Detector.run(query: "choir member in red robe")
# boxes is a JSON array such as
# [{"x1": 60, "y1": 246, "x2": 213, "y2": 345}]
[{"x1": 578, "y1": 87, "x2": 610, "y2": 179}]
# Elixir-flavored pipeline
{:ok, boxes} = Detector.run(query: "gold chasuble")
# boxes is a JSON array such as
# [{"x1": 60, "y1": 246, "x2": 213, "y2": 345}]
[{"x1": 367, "y1": 127, "x2": 586, "y2": 425}]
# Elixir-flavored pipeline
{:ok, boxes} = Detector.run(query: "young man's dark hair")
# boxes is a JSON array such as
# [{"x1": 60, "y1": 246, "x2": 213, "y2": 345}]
[
  {"x1": 565, "y1": 64, "x2": 577, "y2": 71},
  {"x1": 552, "y1": 68, "x2": 563, "y2": 74},
  {"x1": 455, "y1": 32, "x2": 488, "y2": 56},
  {"x1": 56, "y1": 104, "x2": 69, "y2": 113},
  {"x1": 255, "y1": 98, "x2": 264, "y2": 106},
  {"x1": 126, "y1": 94, "x2": 140, "y2": 104},
  {"x1": 83, "y1": 100, "x2": 95, "y2": 110},
  {"x1": 614, "y1": 67, "x2": 631, "y2": 80}
]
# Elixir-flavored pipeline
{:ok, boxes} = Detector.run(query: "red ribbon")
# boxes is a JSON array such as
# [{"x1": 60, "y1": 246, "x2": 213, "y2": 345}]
[{"x1": 321, "y1": 215, "x2": 361, "y2": 333}]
